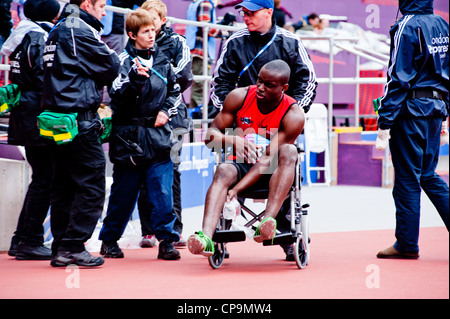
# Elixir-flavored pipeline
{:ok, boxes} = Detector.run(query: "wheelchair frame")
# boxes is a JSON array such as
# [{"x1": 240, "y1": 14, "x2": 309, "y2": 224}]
[{"x1": 208, "y1": 144, "x2": 310, "y2": 270}]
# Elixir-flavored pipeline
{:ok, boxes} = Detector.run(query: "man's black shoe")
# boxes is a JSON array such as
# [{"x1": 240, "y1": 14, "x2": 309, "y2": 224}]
[
  {"x1": 100, "y1": 241, "x2": 124, "y2": 258},
  {"x1": 158, "y1": 240, "x2": 181, "y2": 260},
  {"x1": 51, "y1": 250, "x2": 104, "y2": 267},
  {"x1": 8, "y1": 237, "x2": 20, "y2": 257},
  {"x1": 15, "y1": 243, "x2": 52, "y2": 260}
]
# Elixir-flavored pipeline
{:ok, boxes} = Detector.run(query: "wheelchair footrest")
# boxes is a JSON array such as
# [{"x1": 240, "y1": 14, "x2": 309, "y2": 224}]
[
  {"x1": 213, "y1": 230, "x2": 246, "y2": 243},
  {"x1": 262, "y1": 233, "x2": 296, "y2": 246}
]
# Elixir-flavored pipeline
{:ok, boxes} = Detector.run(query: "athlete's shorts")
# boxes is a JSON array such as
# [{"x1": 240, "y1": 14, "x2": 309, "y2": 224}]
[{"x1": 225, "y1": 161, "x2": 272, "y2": 191}]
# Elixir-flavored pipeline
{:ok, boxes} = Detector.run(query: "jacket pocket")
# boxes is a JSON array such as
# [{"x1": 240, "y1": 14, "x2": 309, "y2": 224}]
[
  {"x1": 109, "y1": 125, "x2": 146, "y2": 166},
  {"x1": 169, "y1": 102, "x2": 193, "y2": 134},
  {"x1": 109, "y1": 124, "x2": 175, "y2": 166},
  {"x1": 146, "y1": 123, "x2": 174, "y2": 160},
  {"x1": 71, "y1": 119, "x2": 105, "y2": 168}
]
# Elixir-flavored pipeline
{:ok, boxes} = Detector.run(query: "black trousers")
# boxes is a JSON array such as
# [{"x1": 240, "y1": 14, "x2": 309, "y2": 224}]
[
  {"x1": 50, "y1": 121, "x2": 106, "y2": 255},
  {"x1": 12, "y1": 145, "x2": 52, "y2": 246}
]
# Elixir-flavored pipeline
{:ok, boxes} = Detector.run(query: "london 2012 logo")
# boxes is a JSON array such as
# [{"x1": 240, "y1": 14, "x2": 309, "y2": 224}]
[{"x1": 429, "y1": 33, "x2": 449, "y2": 58}]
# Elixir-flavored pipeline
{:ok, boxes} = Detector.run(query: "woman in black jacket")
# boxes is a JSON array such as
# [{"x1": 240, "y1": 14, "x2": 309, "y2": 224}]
[
  {"x1": 99, "y1": 9, "x2": 182, "y2": 260},
  {"x1": 138, "y1": 0, "x2": 194, "y2": 249},
  {"x1": 0, "y1": 0, "x2": 61, "y2": 260}
]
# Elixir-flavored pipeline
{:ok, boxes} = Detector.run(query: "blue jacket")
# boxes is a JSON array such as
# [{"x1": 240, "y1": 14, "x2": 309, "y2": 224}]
[{"x1": 378, "y1": 0, "x2": 449, "y2": 129}]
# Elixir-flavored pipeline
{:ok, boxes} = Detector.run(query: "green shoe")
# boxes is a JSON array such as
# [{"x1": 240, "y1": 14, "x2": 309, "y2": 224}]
[
  {"x1": 187, "y1": 231, "x2": 215, "y2": 257},
  {"x1": 254, "y1": 217, "x2": 277, "y2": 243}
]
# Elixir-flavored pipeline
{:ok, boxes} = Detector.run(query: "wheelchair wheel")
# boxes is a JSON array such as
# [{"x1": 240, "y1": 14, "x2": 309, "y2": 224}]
[
  {"x1": 208, "y1": 242, "x2": 225, "y2": 269},
  {"x1": 301, "y1": 213, "x2": 310, "y2": 265},
  {"x1": 294, "y1": 235, "x2": 307, "y2": 269}
]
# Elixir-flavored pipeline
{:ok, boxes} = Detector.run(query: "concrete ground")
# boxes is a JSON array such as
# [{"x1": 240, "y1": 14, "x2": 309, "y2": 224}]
[{"x1": 181, "y1": 184, "x2": 447, "y2": 239}]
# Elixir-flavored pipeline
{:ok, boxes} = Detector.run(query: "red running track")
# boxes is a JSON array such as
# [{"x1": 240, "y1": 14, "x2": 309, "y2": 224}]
[{"x1": 0, "y1": 227, "x2": 448, "y2": 299}]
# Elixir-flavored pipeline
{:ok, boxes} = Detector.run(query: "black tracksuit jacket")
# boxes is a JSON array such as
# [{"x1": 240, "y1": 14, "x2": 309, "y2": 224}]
[
  {"x1": 210, "y1": 22, "x2": 317, "y2": 112},
  {"x1": 41, "y1": 5, "x2": 120, "y2": 114}
]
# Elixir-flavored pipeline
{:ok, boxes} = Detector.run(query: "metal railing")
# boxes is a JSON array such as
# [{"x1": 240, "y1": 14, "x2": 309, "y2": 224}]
[{"x1": 300, "y1": 36, "x2": 390, "y2": 186}]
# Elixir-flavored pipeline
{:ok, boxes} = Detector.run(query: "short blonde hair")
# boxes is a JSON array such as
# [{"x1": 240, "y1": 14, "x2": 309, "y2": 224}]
[
  {"x1": 141, "y1": 0, "x2": 167, "y2": 19},
  {"x1": 126, "y1": 8, "x2": 155, "y2": 36}
]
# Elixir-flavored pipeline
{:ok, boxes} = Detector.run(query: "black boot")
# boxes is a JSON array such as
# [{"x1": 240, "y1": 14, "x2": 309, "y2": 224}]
[
  {"x1": 15, "y1": 242, "x2": 52, "y2": 260},
  {"x1": 100, "y1": 241, "x2": 124, "y2": 258},
  {"x1": 158, "y1": 240, "x2": 181, "y2": 260},
  {"x1": 51, "y1": 250, "x2": 104, "y2": 267},
  {"x1": 8, "y1": 237, "x2": 21, "y2": 257}
]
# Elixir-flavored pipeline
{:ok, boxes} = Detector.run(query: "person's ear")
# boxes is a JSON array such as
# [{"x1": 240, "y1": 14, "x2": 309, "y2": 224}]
[
  {"x1": 128, "y1": 31, "x2": 137, "y2": 41},
  {"x1": 80, "y1": 0, "x2": 91, "y2": 11}
]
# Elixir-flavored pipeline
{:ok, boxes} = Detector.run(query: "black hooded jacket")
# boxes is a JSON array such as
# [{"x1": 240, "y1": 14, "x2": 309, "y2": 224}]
[
  {"x1": 110, "y1": 40, "x2": 181, "y2": 121},
  {"x1": 3, "y1": 20, "x2": 52, "y2": 146},
  {"x1": 108, "y1": 40, "x2": 181, "y2": 166},
  {"x1": 210, "y1": 22, "x2": 317, "y2": 112},
  {"x1": 41, "y1": 4, "x2": 120, "y2": 114}
]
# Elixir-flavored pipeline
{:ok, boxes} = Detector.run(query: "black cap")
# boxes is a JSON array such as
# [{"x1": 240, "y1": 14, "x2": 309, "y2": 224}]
[{"x1": 24, "y1": 0, "x2": 61, "y2": 22}]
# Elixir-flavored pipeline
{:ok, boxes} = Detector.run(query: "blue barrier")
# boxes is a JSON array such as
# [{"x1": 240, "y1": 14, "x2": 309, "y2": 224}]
[{"x1": 180, "y1": 142, "x2": 215, "y2": 209}]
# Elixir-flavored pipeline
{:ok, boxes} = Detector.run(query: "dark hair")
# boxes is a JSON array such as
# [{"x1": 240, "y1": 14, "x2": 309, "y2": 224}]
[
  {"x1": 261, "y1": 60, "x2": 291, "y2": 83},
  {"x1": 24, "y1": 0, "x2": 60, "y2": 22},
  {"x1": 307, "y1": 13, "x2": 319, "y2": 21}
]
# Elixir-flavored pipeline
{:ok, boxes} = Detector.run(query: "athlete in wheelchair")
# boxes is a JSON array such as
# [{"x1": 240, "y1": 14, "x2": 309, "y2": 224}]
[{"x1": 187, "y1": 60, "x2": 310, "y2": 269}]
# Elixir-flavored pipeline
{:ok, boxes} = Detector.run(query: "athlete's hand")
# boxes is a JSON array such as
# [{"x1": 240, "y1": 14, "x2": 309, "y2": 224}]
[
  {"x1": 226, "y1": 189, "x2": 238, "y2": 202},
  {"x1": 234, "y1": 135, "x2": 261, "y2": 164}
]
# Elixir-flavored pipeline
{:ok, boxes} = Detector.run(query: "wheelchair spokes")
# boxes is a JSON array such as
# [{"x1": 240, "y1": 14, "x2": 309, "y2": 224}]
[{"x1": 294, "y1": 234, "x2": 307, "y2": 269}]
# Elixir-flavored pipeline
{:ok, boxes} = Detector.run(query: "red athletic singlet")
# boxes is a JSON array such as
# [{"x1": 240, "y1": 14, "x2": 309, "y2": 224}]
[{"x1": 235, "y1": 85, "x2": 296, "y2": 139}]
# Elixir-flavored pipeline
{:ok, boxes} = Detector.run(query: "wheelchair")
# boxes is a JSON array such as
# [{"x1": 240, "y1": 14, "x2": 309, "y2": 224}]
[{"x1": 208, "y1": 141, "x2": 310, "y2": 270}]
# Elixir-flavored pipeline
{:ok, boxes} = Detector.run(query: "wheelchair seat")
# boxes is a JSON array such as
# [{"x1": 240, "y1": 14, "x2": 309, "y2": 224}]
[{"x1": 238, "y1": 187, "x2": 270, "y2": 200}]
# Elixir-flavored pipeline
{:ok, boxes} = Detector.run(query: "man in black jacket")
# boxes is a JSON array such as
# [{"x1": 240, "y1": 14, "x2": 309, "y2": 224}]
[
  {"x1": 41, "y1": 0, "x2": 120, "y2": 267},
  {"x1": 1, "y1": 0, "x2": 61, "y2": 260},
  {"x1": 210, "y1": 0, "x2": 317, "y2": 113}
]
